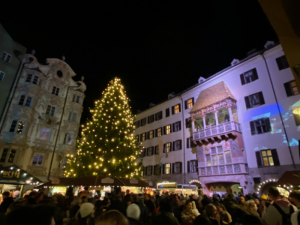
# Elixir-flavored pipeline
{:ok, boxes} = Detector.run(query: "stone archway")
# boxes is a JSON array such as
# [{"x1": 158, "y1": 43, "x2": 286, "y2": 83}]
[
  {"x1": 206, "y1": 182, "x2": 241, "y2": 195},
  {"x1": 189, "y1": 180, "x2": 203, "y2": 195}
]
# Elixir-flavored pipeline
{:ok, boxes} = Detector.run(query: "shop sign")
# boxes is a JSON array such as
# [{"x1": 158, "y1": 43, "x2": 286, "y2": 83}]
[
  {"x1": 129, "y1": 179, "x2": 138, "y2": 184},
  {"x1": 2, "y1": 170, "x2": 20, "y2": 179},
  {"x1": 237, "y1": 186, "x2": 243, "y2": 189},
  {"x1": 157, "y1": 182, "x2": 176, "y2": 189},
  {"x1": 101, "y1": 177, "x2": 114, "y2": 184}
]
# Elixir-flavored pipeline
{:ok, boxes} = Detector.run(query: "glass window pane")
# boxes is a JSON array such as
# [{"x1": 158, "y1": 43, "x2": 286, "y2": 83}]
[
  {"x1": 217, "y1": 146, "x2": 223, "y2": 153},
  {"x1": 267, "y1": 150, "x2": 272, "y2": 156},
  {"x1": 269, "y1": 157, "x2": 274, "y2": 166},
  {"x1": 212, "y1": 155, "x2": 217, "y2": 165},
  {"x1": 217, "y1": 108, "x2": 230, "y2": 124},
  {"x1": 218, "y1": 154, "x2": 224, "y2": 165},
  {"x1": 205, "y1": 112, "x2": 216, "y2": 126},
  {"x1": 206, "y1": 155, "x2": 211, "y2": 166},
  {"x1": 263, "y1": 157, "x2": 269, "y2": 166},
  {"x1": 195, "y1": 117, "x2": 204, "y2": 130},
  {"x1": 211, "y1": 147, "x2": 216, "y2": 154},
  {"x1": 225, "y1": 151, "x2": 232, "y2": 164},
  {"x1": 261, "y1": 151, "x2": 267, "y2": 157}
]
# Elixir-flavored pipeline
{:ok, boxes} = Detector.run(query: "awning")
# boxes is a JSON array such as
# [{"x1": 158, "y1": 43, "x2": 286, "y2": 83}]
[
  {"x1": 37, "y1": 178, "x2": 76, "y2": 187},
  {"x1": 277, "y1": 170, "x2": 300, "y2": 185},
  {"x1": 0, "y1": 165, "x2": 43, "y2": 185},
  {"x1": 115, "y1": 178, "x2": 150, "y2": 187}
]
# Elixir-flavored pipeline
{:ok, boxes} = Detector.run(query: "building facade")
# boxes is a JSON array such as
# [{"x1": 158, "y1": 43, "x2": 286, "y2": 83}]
[
  {"x1": 0, "y1": 23, "x2": 26, "y2": 128},
  {"x1": 135, "y1": 42, "x2": 300, "y2": 195},
  {"x1": 0, "y1": 54, "x2": 86, "y2": 182}
]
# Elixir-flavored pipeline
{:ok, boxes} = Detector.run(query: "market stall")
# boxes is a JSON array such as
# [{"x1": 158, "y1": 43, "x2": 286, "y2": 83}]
[{"x1": 115, "y1": 177, "x2": 151, "y2": 194}]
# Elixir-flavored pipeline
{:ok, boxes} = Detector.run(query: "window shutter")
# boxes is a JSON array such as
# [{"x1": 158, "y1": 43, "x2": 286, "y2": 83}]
[
  {"x1": 187, "y1": 138, "x2": 190, "y2": 148},
  {"x1": 163, "y1": 126, "x2": 166, "y2": 135},
  {"x1": 185, "y1": 100, "x2": 188, "y2": 109},
  {"x1": 172, "y1": 163, "x2": 174, "y2": 174},
  {"x1": 256, "y1": 152, "x2": 263, "y2": 167},
  {"x1": 170, "y1": 124, "x2": 173, "y2": 133},
  {"x1": 140, "y1": 134, "x2": 143, "y2": 140},
  {"x1": 187, "y1": 161, "x2": 190, "y2": 173},
  {"x1": 163, "y1": 144, "x2": 166, "y2": 153},
  {"x1": 179, "y1": 104, "x2": 181, "y2": 112},
  {"x1": 172, "y1": 106, "x2": 175, "y2": 115},
  {"x1": 294, "y1": 112, "x2": 300, "y2": 126},
  {"x1": 179, "y1": 121, "x2": 181, "y2": 131},
  {"x1": 245, "y1": 96, "x2": 250, "y2": 109},
  {"x1": 179, "y1": 140, "x2": 182, "y2": 150},
  {"x1": 271, "y1": 149, "x2": 280, "y2": 166},
  {"x1": 150, "y1": 166, "x2": 153, "y2": 175},
  {"x1": 252, "y1": 68, "x2": 258, "y2": 81},
  {"x1": 240, "y1": 74, "x2": 245, "y2": 85},
  {"x1": 265, "y1": 118, "x2": 271, "y2": 132},
  {"x1": 172, "y1": 123, "x2": 175, "y2": 132},
  {"x1": 276, "y1": 57, "x2": 283, "y2": 70},
  {"x1": 172, "y1": 142, "x2": 175, "y2": 151},
  {"x1": 180, "y1": 162, "x2": 182, "y2": 173},
  {"x1": 162, "y1": 164, "x2": 165, "y2": 174},
  {"x1": 192, "y1": 98, "x2": 194, "y2": 105},
  {"x1": 155, "y1": 129, "x2": 157, "y2": 137},
  {"x1": 258, "y1": 92, "x2": 265, "y2": 105},
  {"x1": 170, "y1": 142, "x2": 172, "y2": 152},
  {"x1": 284, "y1": 82, "x2": 293, "y2": 97},
  {"x1": 196, "y1": 161, "x2": 198, "y2": 172},
  {"x1": 250, "y1": 121, "x2": 256, "y2": 135}
]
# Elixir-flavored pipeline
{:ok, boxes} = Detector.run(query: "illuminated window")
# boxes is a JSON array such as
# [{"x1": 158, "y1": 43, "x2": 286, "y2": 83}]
[
  {"x1": 293, "y1": 107, "x2": 300, "y2": 126},
  {"x1": 195, "y1": 117, "x2": 204, "y2": 130},
  {"x1": 52, "y1": 86, "x2": 60, "y2": 96},
  {"x1": 185, "y1": 98, "x2": 194, "y2": 109},
  {"x1": 164, "y1": 163, "x2": 171, "y2": 174},
  {"x1": 245, "y1": 92, "x2": 265, "y2": 109},
  {"x1": 276, "y1": 55, "x2": 289, "y2": 70},
  {"x1": 173, "y1": 104, "x2": 180, "y2": 114},
  {"x1": 16, "y1": 121, "x2": 25, "y2": 134},
  {"x1": 39, "y1": 129, "x2": 51, "y2": 141},
  {"x1": 164, "y1": 142, "x2": 171, "y2": 153},
  {"x1": 173, "y1": 162, "x2": 182, "y2": 174},
  {"x1": 1, "y1": 52, "x2": 12, "y2": 63},
  {"x1": 155, "y1": 111, "x2": 162, "y2": 121},
  {"x1": 0, "y1": 149, "x2": 8, "y2": 163},
  {"x1": 205, "y1": 113, "x2": 216, "y2": 126},
  {"x1": 165, "y1": 125, "x2": 171, "y2": 134},
  {"x1": 141, "y1": 133, "x2": 146, "y2": 141},
  {"x1": 212, "y1": 155, "x2": 217, "y2": 166},
  {"x1": 32, "y1": 154, "x2": 44, "y2": 166},
  {"x1": 218, "y1": 154, "x2": 224, "y2": 165},
  {"x1": 217, "y1": 108, "x2": 230, "y2": 124},
  {"x1": 0, "y1": 71, "x2": 5, "y2": 81},
  {"x1": 156, "y1": 128, "x2": 162, "y2": 137},
  {"x1": 206, "y1": 155, "x2": 211, "y2": 166},
  {"x1": 188, "y1": 160, "x2": 198, "y2": 173},
  {"x1": 256, "y1": 149, "x2": 280, "y2": 167},
  {"x1": 240, "y1": 68, "x2": 258, "y2": 85},
  {"x1": 284, "y1": 80, "x2": 299, "y2": 97},
  {"x1": 225, "y1": 151, "x2": 232, "y2": 164},
  {"x1": 63, "y1": 133, "x2": 74, "y2": 145},
  {"x1": 8, "y1": 149, "x2": 16, "y2": 163},
  {"x1": 250, "y1": 118, "x2": 271, "y2": 135},
  {"x1": 46, "y1": 105, "x2": 56, "y2": 116},
  {"x1": 154, "y1": 165, "x2": 161, "y2": 175},
  {"x1": 148, "y1": 130, "x2": 154, "y2": 139},
  {"x1": 173, "y1": 121, "x2": 181, "y2": 132}
]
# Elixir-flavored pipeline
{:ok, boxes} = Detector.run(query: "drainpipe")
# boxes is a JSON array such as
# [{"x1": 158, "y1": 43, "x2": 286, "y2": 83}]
[
  {"x1": 261, "y1": 54, "x2": 296, "y2": 169},
  {"x1": 179, "y1": 96, "x2": 186, "y2": 184}
]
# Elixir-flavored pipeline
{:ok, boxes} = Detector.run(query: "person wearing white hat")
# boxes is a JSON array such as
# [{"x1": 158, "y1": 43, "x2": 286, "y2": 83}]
[
  {"x1": 77, "y1": 202, "x2": 95, "y2": 225},
  {"x1": 126, "y1": 203, "x2": 142, "y2": 225}
]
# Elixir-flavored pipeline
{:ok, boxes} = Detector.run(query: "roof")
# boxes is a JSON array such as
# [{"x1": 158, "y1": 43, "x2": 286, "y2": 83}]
[
  {"x1": 189, "y1": 81, "x2": 236, "y2": 114},
  {"x1": 277, "y1": 170, "x2": 300, "y2": 185},
  {"x1": 115, "y1": 178, "x2": 150, "y2": 187}
]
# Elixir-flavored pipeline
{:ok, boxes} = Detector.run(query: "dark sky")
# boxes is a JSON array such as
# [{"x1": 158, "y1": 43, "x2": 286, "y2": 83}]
[{"x1": 1, "y1": 1, "x2": 278, "y2": 123}]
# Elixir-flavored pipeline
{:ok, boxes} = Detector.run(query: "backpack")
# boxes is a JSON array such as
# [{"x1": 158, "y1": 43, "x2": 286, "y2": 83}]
[{"x1": 272, "y1": 203, "x2": 295, "y2": 225}]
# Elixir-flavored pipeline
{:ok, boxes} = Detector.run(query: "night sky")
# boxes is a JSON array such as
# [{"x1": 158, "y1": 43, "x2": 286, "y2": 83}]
[{"x1": 1, "y1": 1, "x2": 278, "y2": 123}]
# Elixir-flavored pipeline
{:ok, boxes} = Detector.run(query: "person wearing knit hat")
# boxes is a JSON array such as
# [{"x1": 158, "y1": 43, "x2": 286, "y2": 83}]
[
  {"x1": 80, "y1": 202, "x2": 94, "y2": 218},
  {"x1": 127, "y1": 203, "x2": 142, "y2": 225}
]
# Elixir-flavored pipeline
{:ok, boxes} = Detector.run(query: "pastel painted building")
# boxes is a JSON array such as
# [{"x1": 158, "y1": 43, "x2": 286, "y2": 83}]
[
  {"x1": 0, "y1": 54, "x2": 86, "y2": 182},
  {"x1": 135, "y1": 42, "x2": 300, "y2": 195}
]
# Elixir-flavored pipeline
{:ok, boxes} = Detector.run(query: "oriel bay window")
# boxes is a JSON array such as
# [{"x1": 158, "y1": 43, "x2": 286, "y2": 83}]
[
  {"x1": 194, "y1": 117, "x2": 204, "y2": 130},
  {"x1": 205, "y1": 113, "x2": 216, "y2": 126},
  {"x1": 256, "y1": 149, "x2": 280, "y2": 167},
  {"x1": 217, "y1": 108, "x2": 230, "y2": 124}
]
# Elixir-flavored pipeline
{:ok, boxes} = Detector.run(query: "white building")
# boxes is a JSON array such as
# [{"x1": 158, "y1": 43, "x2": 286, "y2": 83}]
[
  {"x1": 134, "y1": 42, "x2": 300, "y2": 195},
  {"x1": 0, "y1": 54, "x2": 86, "y2": 182}
]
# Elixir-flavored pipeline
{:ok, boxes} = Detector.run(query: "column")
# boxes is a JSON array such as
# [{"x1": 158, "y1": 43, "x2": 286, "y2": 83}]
[
  {"x1": 202, "y1": 116, "x2": 206, "y2": 129},
  {"x1": 228, "y1": 106, "x2": 233, "y2": 121},
  {"x1": 191, "y1": 118, "x2": 196, "y2": 132},
  {"x1": 214, "y1": 110, "x2": 219, "y2": 125}
]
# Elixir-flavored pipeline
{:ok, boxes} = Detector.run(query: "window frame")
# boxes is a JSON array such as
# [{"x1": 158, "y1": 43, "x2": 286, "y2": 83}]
[
  {"x1": 148, "y1": 115, "x2": 154, "y2": 124},
  {"x1": 188, "y1": 160, "x2": 198, "y2": 173},
  {"x1": 141, "y1": 118, "x2": 146, "y2": 126},
  {"x1": 63, "y1": 133, "x2": 74, "y2": 145},
  {"x1": 52, "y1": 86, "x2": 60, "y2": 96},
  {"x1": 165, "y1": 108, "x2": 170, "y2": 117},
  {"x1": 1, "y1": 52, "x2": 12, "y2": 63},
  {"x1": 39, "y1": 128, "x2": 52, "y2": 141},
  {"x1": 284, "y1": 80, "x2": 299, "y2": 97},
  {"x1": 155, "y1": 111, "x2": 162, "y2": 121},
  {"x1": 256, "y1": 149, "x2": 280, "y2": 167},
  {"x1": 148, "y1": 130, "x2": 154, "y2": 139},
  {"x1": 276, "y1": 55, "x2": 289, "y2": 71},
  {"x1": 240, "y1": 68, "x2": 258, "y2": 85},
  {"x1": 0, "y1": 71, "x2": 5, "y2": 81},
  {"x1": 165, "y1": 124, "x2": 171, "y2": 134},
  {"x1": 46, "y1": 105, "x2": 56, "y2": 117},
  {"x1": 164, "y1": 163, "x2": 171, "y2": 174},
  {"x1": 250, "y1": 118, "x2": 271, "y2": 135},
  {"x1": 32, "y1": 153, "x2": 44, "y2": 166},
  {"x1": 173, "y1": 162, "x2": 182, "y2": 174},
  {"x1": 173, "y1": 140, "x2": 182, "y2": 151},
  {"x1": 245, "y1": 92, "x2": 265, "y2": 109},
  {"x1": 68, "y1": 112, "x2": 77, "y2": 122},
  {"x1": 173, "y1": 121, "x2": 181, "y2": 132}
]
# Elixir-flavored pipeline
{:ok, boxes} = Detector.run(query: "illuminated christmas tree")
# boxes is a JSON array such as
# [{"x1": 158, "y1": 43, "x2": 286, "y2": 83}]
[{"x1": 65, "y1": 78, "x2": 142, "y2": 178}]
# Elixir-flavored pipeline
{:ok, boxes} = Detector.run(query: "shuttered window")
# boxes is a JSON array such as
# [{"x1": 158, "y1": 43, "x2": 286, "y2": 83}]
[
  {"x1": 256, "y1": 149, "x2": 280, "y2": 167},
  {"x1": 245, "y1": 92, "x2": 265, "y2": 109},
  {"x1": 250, "y1": 118, "x2": 271, "y2": 135},
  {"x1": 240, "y1": 68, "x2": 258, "y2": 85},
  {"x1": 185, "y1": 98, "x2": 194, "y2": 109},
  {"x1": 165, "y1": 108, "x2": 170, "y2": 117},
  {"x1": 276, "y1": 55, "x2": 289, "y2": 71},
  {"x1": 284, "y1": 80, "x2": 299, "y2": 97}
]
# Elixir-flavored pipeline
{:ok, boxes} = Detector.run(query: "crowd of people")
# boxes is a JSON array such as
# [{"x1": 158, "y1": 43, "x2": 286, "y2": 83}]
[{"x1": 0, "y1": 186, "x2": 300, "y2": 225}]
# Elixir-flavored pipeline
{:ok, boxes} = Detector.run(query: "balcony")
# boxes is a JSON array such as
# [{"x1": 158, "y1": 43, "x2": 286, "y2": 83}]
[
  {"x1": 193, "y1": 121, "x2": 241, "y2": 145},
  {"x1": 199, "y1": 163, "x2": 247, "y2": 176}
]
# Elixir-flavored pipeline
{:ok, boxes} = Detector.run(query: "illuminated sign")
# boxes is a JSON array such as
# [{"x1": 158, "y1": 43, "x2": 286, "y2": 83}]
[
  {"x1": 157, "y1": 182, "x2": 176, "y2": 189},
  {"x1": 2, "y1": 170, "x2": 20, "y2": 179},
  {"x1": 237, "y1": 186, "x2": 243, "y2": 189}
]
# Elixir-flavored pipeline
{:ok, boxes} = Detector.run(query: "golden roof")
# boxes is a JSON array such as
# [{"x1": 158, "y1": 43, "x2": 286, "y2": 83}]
[{"x1": 190, "y1": 81, "x2": 236, "y2": 113}]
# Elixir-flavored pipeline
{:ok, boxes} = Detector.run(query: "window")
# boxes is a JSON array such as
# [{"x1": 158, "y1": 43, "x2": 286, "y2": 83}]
[
  {"x1": 185, "y1": 98, "x2": 194, "y2": 109},
  {"x1": 140, "y1": 149, "x2": 145, "y2": 158},
  {"x1": 172, "y1": 104, "x2": 181, "y2": 114},
  {"x1": 135, "y1": 135, "x2": 139, "y2": 142},
  {"x1": 25, "y1": 97, "x2": 33, "y2": 107},
  {"x1": 294, "y1": 108, "x2": 300, "y2": 126},
  {"x1": 52, "y1": 86, "x2": 60, "y2": 96},
  {"x1": 155, "y1": 111, "x2": 162, "y2": 121},
  {"x1": 18, "y1": 95, "x2": 26, "y2": 105},
  {"x1": 165, "y1": 108, "x2": 170, "y2": 117},
  {"x1": 8, "y1": 149, "x2": 16, "y2": 163},
  {"x1": 154, "y1": 146, "x2": 159, "y2": 155},
  {"x1": 146, "y1": 166, "x2": 152, "y2": 176},
  {"x1": 250, "y1": 118, "x2": 271, "y2": 135},
  {"x1": 164, "y1": 142, "x2": 172, "y2": 153},
  {"x1": 148, "y1": 115, "x2": 154, "y2": 123},
  {"x1": 63, "y1": 133, "x2": 74, "y2": 145},
  {"x1": 173, "y1": 140, "x2": 182, "y2": 151},
  {"x1": 19, "y1": 95, "x2": 32, "y2": 107},
  {"x1": 1, "y1": 52, "x2": 12, "y2": 63},
  {"x1": 0, "y1": 149, "x2": 8, "y2": 163},
  {"x1": 240, "y1": 68, "x2": 258, "y2": 85},
  {"x1": 165, "y1": 125, "x2": 171, "y2": 135},
  {"x1": 173, "y1": 121, "x2": 181, "y2": 132},
  {"x1": 147, "y1": 147, "x2": 153, "y2": 156},
  {"x1": 276, "y1": 55, "x2": 289, "y2": 70},
  {"x1": 32, "y1": 76, "x2": 39, "y2": 85},
  {"x1": 148, "y1": 130, "x2": 154, "y2": 139},
  {"x1": 164, "y1": 163, "x2": 171, "y2": 174},
  {"x1": 245, "y1": 92, "x2": 265, "y2": 109},
  {"x1": 46, "y1": 105, "x2": 56, "y2": 116},
  {"x1": 32, "y1": 154, "x2": 44, "y2": 166},
  {"x1": 25, "y1": 74, "x2": 39, "y2": 85},
  {"x1": 173, "y1": 162, "x2": 182, "y2": 174},
  {"x1": 134, "y1": 121, "x2": 140, "y2": 128},
  {"x1": 0, "y1": 71, "x2": 5, "y2": 81},
  {"x1": 284, "y1": 80, "x2": 299, "y2": 97},
  {"x1": 39, "y1": 129, "x2": 51, "y2": 141},
  {"x1": 188, "y1": 160, "x2": 198, "y2": 173},
  {"x1": 68, "y1": 112, "x2": 77, "y2": 122},
  {"x1": 25, "y1": 74, "x2": 33, "y2": 82},
  {"x1": 140, "y1": 133, "x2": 146, "y2": 141},
  {"x1": 205, "y1": 112, "x2": 216, "y2": 126},
  {"x1": 155, "y1": 128, "x2": 162, "y2": 137},
  {"x1": 187, "y1": 137, "x2": 197, "y2": 148},
  {"x1": 72, "y1": 95, "x2": 80, "y2": 103},
  {"x1": 256, "y1": 149, "x2": 280, "y2": 167},
  {"x1": 218, "y1": 154, "x2": 224, "y2": 165},
  {"x1": 154, "y1": 165, "x2": 161, "y2": 175},
  {"x1": 206, "y1": 155, "x2": 211, "y2": 166},
  {"x1": 225, "y1": 151, "x2": 232, "y2": 164},
  {"x1": 16, "y1": 121, "x2": 25, "y2": 134},
  {"x1": 195, "y1": 117, "x2": 204, "y2": 130},
  {"x1": 212, "y1": 155, "x2": 217, "y2": 166},
  {"x1": 9, "y1": 120, "x2": 18, "y2": 132},
  {"x1": 141, "y1": 167, "x2": 144, "y2": 176},
  {"x1": 186, "y1": 117, "x2": 191, "y2": 128},
  {"x1": 141, "y1": 118, "x2": 146, "y2": 126}
]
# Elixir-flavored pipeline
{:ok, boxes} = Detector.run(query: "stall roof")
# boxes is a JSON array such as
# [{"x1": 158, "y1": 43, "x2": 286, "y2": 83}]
[
  {"x1": 38, "y1": 178, "x2": 76, "y2": 187},
  {"x1": 0, "y1": 165, "x2": 43, "y2": 185},
  {"x1": 115, "y1": 178, "x2": 150, "y2": 187},
  {"x1": 277, "y1": 170, "x2": 300, "y2": 185}
]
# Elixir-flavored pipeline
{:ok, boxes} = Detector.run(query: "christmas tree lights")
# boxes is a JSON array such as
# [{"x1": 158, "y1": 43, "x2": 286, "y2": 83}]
[{"x1": 64, "y1": 78, "x2": 142, "y2": 178}]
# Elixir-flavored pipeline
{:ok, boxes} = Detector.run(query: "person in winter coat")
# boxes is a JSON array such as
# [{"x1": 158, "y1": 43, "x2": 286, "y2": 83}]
[
  {"x1": 245, "y1": 200, "x2": 260, "y2": 220},
  {"x1": 0, "y1": 192, "x2": 14, "y2": 214},
  {"x1": 181, "y1": 200, "x2": 199, "y2": 225},
  {"x1": 264, "y1": 186, "x2": 297, "y2": 225},
  {"x1": 238, "y1": 196, "x2": 248, "y2": 212},
  {"x1": 127, "y1": 203, "x2": 142, "y2": 225},
  {"x1": 155, "y1": 198, "x2": 179, "y2": 225},
  {"x1": 216, "y1": 204, "x2": 232, "y2": 225},
  {"x1": 131, "y1": 194, "x2": 149, "y2": 224}
]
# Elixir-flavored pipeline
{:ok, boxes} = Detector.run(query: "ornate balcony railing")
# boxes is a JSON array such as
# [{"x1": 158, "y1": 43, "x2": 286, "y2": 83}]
[
  {"x1": 193, "y1": 121, "x2": 241, "y2": 140},
  {"x1": 199, "y1": 163, "x2": 246, "y2": 176}
]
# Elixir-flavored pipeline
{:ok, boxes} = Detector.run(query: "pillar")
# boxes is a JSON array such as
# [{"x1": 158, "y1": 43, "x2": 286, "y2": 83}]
[
  {"x1": 202, "y1": 116, "x2": 206, "y2": 129},
  {"x1": 192, "y1": 118, "x2": 196, "y2": 132},
  {"x1": 214, "y1": 110, "x2": 219, "y2": 125},
  {"x1": 228, "y1": 106, "x2": 233, "y2": 122}
]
